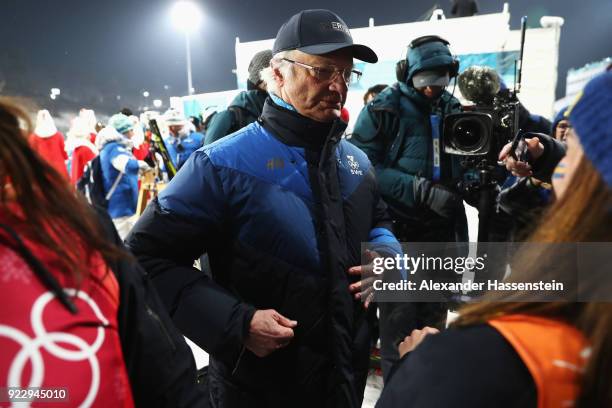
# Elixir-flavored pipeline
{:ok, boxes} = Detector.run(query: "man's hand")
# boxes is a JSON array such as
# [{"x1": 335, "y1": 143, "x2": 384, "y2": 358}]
[
  {"x1": 498, "y1": 137, "x2": 544, "y2": 177},
  {"x1": 244, "y1": 309, "x2": 297, "y2": 357},
  {"x1": 398, "y1": 327, "x2": 440, "y2": 358},
  {"x1": 348, "y1": 249, "x2": 380, "y2": 309}
]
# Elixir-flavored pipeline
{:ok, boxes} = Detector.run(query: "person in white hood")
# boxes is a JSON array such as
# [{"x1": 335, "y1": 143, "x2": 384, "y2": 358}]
[
  {"x1": 66, "y1": 116, "x2": 98, "y2": 184},
  {"x1": 28, "y1": 109, "x2": 69, "y2": 179}
]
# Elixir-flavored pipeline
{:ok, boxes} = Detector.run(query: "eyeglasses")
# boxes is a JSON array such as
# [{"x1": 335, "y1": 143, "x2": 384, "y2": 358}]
[
  {"x1": 557, "y1": 123, "x2": 573, "y2": 130},
  {"x1": 282, "y1": 58, "x2": 362, "y2": 85}
]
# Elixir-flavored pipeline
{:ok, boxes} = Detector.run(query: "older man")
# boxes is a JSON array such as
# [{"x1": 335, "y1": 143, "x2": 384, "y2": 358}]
[{"x1": 126, "y1": 9, "x2": 400, "y2": 407}]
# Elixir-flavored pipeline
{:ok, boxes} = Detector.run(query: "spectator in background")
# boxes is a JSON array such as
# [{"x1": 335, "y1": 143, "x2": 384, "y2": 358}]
[
  {"x1": 163, "y1": 109, "x2": 204, "y2": 170},
  {"x1": 450, "y1": 0, "x2": 478, "y2": 17},
  {"x1": 129, "y1": 115, "x2": 150, "y2": 161},
  {"x1": 78, "y1": 108, "x2": 98, "y2": 144},
  {"x1": 551, "y1": 106, "x2": 571, "y2": 143},
  {"x1": 120, "y1": 107, "x2": 134, "y2": 117},
  {"x1": 189, "y1": 115, "x2": 204, "y2": 133},
  {"x1": 100, "y1": 114, "x2": 147, "y2": 239},
  {"x1": 95, "y1": 121, "x2": 104, "y2": 134},
  {"x1": 66, "y1": 116, "x2": 97, "y2": 184},
  {"x1": 363, "y1": 84, "x2": 387, "y2": 105},
  {"x1": 28, "y1": 109, "x2": 69, "y2": 179},
  {"x1": 204, "y1": 50, "x2": 273, "y2": 145}
]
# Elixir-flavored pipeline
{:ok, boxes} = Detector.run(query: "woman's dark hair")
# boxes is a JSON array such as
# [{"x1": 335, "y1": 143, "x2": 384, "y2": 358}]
[
  {"x1": 0, "y1": 98, "x2": 125, "y2": 284},
  {"x1": 454, "y1": 156, "x2": 612, "y2": 407}
]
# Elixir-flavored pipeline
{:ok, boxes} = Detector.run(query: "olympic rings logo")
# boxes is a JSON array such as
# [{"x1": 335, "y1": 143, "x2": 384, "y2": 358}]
[{"x1": 0, "y1": 289, "x2": 109, "y2": 408}]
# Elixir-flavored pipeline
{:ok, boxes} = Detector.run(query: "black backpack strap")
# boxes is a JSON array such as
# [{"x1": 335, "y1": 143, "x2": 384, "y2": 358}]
[
  {"x1": 0, "y1": 223, "x2": 78, "y2": 314},
  {"x1": 370, "y1": 83, "x2": 405, "y2": 167},
  {"x1": 228, "y1": 106, "x2": 250, "y2": 133},
  {"x1": 202, "y1": 111, "x2": 217, "y2": 131}
]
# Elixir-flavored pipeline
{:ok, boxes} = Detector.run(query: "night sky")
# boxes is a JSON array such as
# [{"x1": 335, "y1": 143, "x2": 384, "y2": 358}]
[{"x1": 1, "y1": 0, "x2": 610, "y2": 116}]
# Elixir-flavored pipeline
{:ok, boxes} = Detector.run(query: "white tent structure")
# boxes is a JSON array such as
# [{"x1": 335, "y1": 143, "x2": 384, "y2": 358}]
[{"x1": 555, "y1": 57, "x2": 612, "y2": 112}]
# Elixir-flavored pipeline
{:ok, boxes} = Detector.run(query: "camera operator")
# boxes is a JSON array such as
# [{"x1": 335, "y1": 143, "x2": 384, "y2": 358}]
[{"x1": 351, "y1": 35, "x2": 466, "y2": 380}]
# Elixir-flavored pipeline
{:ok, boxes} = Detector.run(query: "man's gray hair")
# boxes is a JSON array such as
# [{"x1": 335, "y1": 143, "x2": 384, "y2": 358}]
[{"x1": 259, "y1": 50, "x2": 297, "y2": 95}]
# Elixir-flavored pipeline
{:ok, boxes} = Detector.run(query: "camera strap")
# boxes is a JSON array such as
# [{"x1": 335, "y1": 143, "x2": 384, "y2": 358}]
[{"x1": 430, "y1": 114, "x2": 442, "y2": 181}]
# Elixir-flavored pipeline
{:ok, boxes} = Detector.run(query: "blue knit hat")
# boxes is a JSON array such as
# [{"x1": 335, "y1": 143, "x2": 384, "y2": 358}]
[
  {"x1": 568, "y1": 70, "x2": 612, "y2": 188},
  {"x1": 108, "y1": 113, "x2": 134, "y2": 135},
  {"x1": 551, "y1": 106, "x2": 569, "y2": 134}
]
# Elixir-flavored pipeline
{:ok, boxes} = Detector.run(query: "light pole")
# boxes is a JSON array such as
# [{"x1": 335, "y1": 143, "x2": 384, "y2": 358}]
[
  {"x1": 171, "y1": 1, "x2": 203, "y2": 96},
  {"x1": 185, "y1": 33, "x2": 193, "y2": 95}
]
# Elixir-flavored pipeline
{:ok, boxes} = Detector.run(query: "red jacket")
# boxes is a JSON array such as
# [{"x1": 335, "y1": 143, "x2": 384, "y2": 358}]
[
  {"x1": 29, "y1": 132, "x2": 69, "y2": 179},
  {"x1": 0, "y1": 222, "x2": 134, "y2": 407},
  {"x1": 132, "y1": 142, "x2": 150, "y2": 161},
  {"x1": 70, "y1": 144, "x2": 97, "y2": 184}
]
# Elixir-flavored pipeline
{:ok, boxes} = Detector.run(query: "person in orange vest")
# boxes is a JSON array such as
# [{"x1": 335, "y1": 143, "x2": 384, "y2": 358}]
[{"x1": 375, "y1": 71, "x2": 612, "y2": 407}]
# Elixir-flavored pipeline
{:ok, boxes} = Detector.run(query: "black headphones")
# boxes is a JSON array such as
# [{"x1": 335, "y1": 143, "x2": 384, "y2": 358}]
[{"x1": 397, "y1": 35, "x2": 459, "y2": 83}]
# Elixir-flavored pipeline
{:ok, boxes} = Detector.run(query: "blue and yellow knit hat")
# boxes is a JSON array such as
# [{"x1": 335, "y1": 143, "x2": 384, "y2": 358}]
[
  {"x1": 551, "y1": 106, "x2": 569, "y2": 134},
  {"x1": 568, "y1": 70, "x2": 612, "y2": 188}
]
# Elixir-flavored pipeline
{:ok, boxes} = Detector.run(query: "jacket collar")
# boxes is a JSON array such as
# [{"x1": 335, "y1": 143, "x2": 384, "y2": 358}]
[
  {"x1": 259, "y1": 98, "x2": 346, "y2": 151},
  {"x1": 399, "y1": 82, "x2": 433, "y2": 112}
]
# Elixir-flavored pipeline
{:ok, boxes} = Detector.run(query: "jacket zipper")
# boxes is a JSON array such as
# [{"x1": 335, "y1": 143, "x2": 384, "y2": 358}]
[
  {"x1": 146, "y1": 304, "x2": 177, "y2": 352},
  {"x1": 231, "y1": 346, "x2": 246, "y2": 376}
]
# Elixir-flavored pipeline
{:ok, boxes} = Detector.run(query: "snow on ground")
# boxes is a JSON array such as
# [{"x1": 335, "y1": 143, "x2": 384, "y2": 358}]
[
  {"x1": 186, "y1": 336, "x2": 383, "y2": 407},
  {"x1": 185, "y1": 308, "x2": 461, "y2": 407}
]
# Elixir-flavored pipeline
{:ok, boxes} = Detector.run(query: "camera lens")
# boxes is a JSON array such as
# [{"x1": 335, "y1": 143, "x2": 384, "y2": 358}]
[{"x1": 452, "y1": 118, "x2": 485, "y2": 151}]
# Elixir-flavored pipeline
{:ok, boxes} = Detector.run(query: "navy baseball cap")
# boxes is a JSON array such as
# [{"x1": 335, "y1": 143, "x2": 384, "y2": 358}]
[{"x1": 273, "y1": 9, "x2": 378, "y2": 63}]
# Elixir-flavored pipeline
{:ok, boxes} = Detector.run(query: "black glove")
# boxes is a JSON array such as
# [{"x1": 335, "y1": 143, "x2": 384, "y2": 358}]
[
  {"x1": 413, "y1": 176, "x2": 462, "y2": 219},
  {"x1": 497, "y1": 177, "x2": 548, "y2": 223}
]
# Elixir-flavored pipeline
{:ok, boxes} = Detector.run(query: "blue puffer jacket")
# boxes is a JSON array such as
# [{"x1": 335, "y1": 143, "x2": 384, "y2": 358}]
[
  {"x1": 127, "y1": 99, "x2": 401, "y2": 407},
  {"x1": 97, "y1": 128, "x2": 139, "y2": 218},
  {"x1": 164, "y1": 130, "x2": 204, "y2": 170}
]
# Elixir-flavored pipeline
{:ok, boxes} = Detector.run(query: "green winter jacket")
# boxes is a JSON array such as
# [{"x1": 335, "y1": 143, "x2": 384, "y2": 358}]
[
  {"x1": 350, "y1": 82, "x2": 466, "y2": 239},
  {"x1": 204, "y1": 89, "x2": 268, "y2": 145}
]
